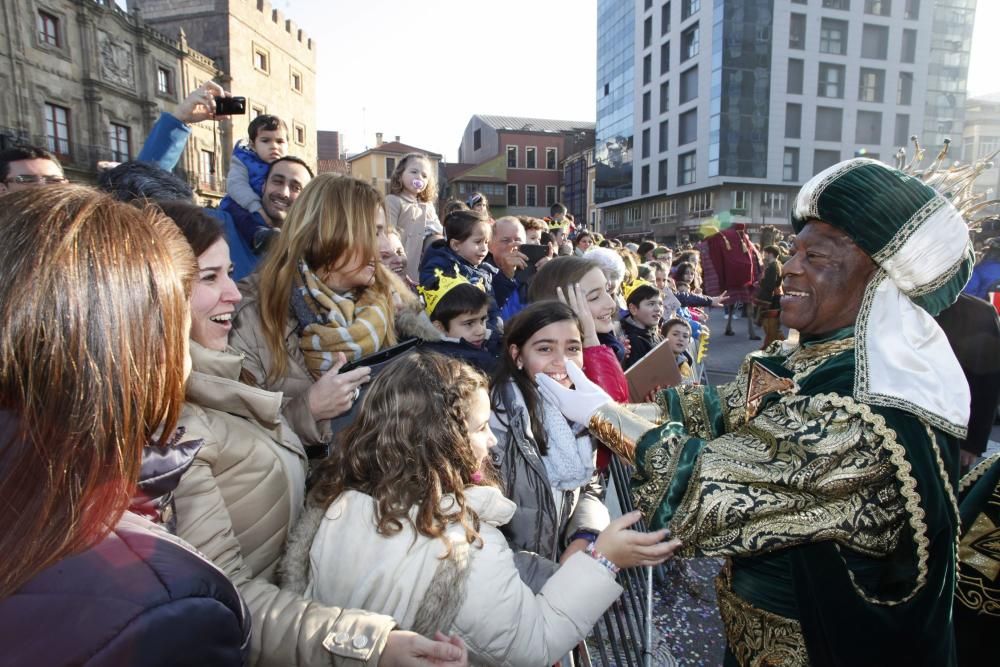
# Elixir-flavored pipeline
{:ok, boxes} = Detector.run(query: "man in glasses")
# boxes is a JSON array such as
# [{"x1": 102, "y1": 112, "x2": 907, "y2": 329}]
[{"x1": 0, "y1": 146, "x2": 66, "y2": 193}]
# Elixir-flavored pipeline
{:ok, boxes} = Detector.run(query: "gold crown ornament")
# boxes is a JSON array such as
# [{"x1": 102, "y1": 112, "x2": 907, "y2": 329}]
[
  {"x1": 418, "y1": 266, "x2": 483, "y2": 316},
  {"x1": 622, "y1": 278, "x2": 657, "y2": 303}
]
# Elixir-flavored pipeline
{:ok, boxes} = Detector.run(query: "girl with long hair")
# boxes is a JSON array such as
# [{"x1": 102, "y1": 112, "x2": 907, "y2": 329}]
[
  {"x1": 281, "y1": 351, "x2": 678, "y2": 666},
  {"x1": 385, "y1": 152, "x2": 443, "y2": 283}
]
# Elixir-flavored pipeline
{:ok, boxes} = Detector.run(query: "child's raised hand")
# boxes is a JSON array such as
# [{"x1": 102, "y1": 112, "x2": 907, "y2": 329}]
[
  {"x1": 593, "y1": 511, "x2": 682, "y2": 569},
  {"x1": 557, "y1": 283, "x2": 600, "y2": 347}
]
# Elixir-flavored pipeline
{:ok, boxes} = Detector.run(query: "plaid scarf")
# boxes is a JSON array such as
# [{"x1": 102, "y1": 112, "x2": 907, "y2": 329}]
[{"x1": 292, "y1": 260, "x2": 392, "y2": 378}]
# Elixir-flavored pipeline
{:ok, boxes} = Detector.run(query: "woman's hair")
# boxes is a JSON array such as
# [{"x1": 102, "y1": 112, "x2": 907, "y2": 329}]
[
  {"x1": 573, "y1": 231, "x2": 592, "y2": 247},
  {"x1": 443, "y1": 209, "x2": 489, "y2": 243},
  {"x1": 663, "y1": 317, "x2": 692, "y2": 334},
  {"x1": 308, "y1": 351, "x2": 490, "y2": 553},
  {"x1": 637, "y1": 241, "x2": 656, "y2": 258},
  {"x1": 466, "y1": 191, "x2": 489, "y2": 209},
  {"x1": 490, "y1": 301, "x2": 580, "y2": 456},
  {"x1": 584, "y1": 246, "x2": 627, "y2": 287},
  {"x1": 674, "y1": 261, "x2": 698, "y2": 287},
  {"x1": 0, "y1": 185, "x2": 194, "y2": 598},
  {"x1": 528, "y1": 256, "x2": 603, "y2": 302},
  {"x1": 155, "y1": 200, "x2": 225, "y2": 256},
  {"x1": 257, "y1": 175, "x2": 397, "y2": 381},
  {"x1": 616, "y1": 248, "x2": 640, "y2": 285},
  {"x1": 442, "y1": 198, "x2": 468, "y2": 217},
  {"x1": 388, "y1": 152, "x2": 438, "y2": 203}
]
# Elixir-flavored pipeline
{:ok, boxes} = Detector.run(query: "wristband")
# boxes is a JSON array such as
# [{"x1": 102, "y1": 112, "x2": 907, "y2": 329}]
[
  {"x1": 585, "y1": 541, "x2": 621, "y2": 575},
  {"x1": 569, "y1": 530, "x2": 598, "y2": 545}
]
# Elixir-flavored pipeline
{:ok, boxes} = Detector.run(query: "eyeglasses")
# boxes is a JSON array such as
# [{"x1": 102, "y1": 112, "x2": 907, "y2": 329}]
[{"x1": 5, "y1": 175, "x2": 68, "y2": 185}]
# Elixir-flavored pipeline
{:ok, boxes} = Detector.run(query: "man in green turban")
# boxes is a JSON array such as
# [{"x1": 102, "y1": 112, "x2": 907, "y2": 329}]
[{"x1": 538, "y1": 158, "x2": 973, "y2": 666}]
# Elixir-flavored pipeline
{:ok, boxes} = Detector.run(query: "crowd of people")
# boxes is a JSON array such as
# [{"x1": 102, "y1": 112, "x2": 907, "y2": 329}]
[{"x1": 1, "y1": 80, "x2": 1000, "y2": 667}]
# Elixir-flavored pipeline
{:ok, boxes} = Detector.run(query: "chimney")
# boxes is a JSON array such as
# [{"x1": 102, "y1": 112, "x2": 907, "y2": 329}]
[
  {"x1": 395, "y1": 135, "x2": 400, "y2": 143},
  {"x1": 375, "y1": 132, "x2": 383, "y2": 146}
]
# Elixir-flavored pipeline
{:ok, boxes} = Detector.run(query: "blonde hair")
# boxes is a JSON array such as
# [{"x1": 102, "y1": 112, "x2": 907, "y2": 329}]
[
  {"x1": 389, "y1": 152, "x2": 438, "y2": 203},
  {"x1": 257, "y1": 175, "x2": 397, "y2": 381},
  {"x1": 0, "y1": 186, "x2": 194, "y2": 597}
]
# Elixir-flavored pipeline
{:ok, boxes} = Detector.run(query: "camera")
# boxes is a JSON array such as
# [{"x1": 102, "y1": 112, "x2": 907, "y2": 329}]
[{"x1": 214, "y1": 96, "x2": 247, "y2": 115}]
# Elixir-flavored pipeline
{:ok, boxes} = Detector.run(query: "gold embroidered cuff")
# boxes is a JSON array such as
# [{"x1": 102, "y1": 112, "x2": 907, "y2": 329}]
[
  {"x1": 587, "y1": 403, "x2": 657, "y2": 464},
  {"x1": 715, "y1": 561, "x2": 809, "y2": 667},
  {"x1": 623, "y1": 402, "x2": 667, "y2": 425}
]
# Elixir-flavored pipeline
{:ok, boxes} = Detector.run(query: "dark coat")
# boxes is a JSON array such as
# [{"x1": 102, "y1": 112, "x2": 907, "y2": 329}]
[
  {"x1": 421, "y1": 338, "x2": 499, "y2": 375},
  {"x1": 0, "y1": 511, "x2": 251, "y2": 666},
  {"x1": 621, "y1": 316, "x2": 660, "y2": 370}
]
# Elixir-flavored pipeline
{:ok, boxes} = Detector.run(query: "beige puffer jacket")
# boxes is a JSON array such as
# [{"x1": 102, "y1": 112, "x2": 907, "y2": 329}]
[
  {"x1": 282, "y1": 486, "x2": 623, "y2": 666},
  {"x1": 230, "y1": 274, "x2": 443, "y2": 449},
  {"x1": 174, "y1": 341, "x2": 396, "y2": 666}
]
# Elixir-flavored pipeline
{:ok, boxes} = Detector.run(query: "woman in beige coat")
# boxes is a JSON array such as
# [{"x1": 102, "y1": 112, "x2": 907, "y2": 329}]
[{"x1": 162, "y1": 202, "x2": 467, "y2": 667}]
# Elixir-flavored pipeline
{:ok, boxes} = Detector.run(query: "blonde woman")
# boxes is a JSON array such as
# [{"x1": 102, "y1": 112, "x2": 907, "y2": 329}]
[{"x1": 231, "y1": 175, "x2": 438, "y2": 450}]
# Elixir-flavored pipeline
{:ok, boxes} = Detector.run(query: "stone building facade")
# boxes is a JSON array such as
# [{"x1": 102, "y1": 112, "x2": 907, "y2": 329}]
[
  {"x1": 131, "y1": 0, "x2": 318, "y2": 172},
  {"x1": 0, "y1": 0, "x2": 222, "y2": 202}
]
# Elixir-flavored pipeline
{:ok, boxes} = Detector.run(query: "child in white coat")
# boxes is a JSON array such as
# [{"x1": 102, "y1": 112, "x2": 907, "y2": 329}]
[{"x1": 280, "y1": 351, "x2": 679, "y2": 666}]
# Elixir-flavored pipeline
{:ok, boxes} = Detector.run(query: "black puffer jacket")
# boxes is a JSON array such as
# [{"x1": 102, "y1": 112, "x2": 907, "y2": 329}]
[{"x1": 489, "y1": 382, "x2": 610, "y2": 591}]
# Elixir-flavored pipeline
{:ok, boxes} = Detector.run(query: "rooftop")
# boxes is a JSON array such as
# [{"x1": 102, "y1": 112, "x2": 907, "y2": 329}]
[
  {"x1": 347, "y1": 141, "x2": 443, "y2": 161},
  {"x1": 474, "y1": 114, "x2": 596, "y2": 134}
]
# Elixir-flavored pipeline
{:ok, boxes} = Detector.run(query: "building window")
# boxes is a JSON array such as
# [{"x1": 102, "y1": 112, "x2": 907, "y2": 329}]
[
  {"x1": 641, "y1": 128, "x2": 651, "y2": 158},
  {"x1": 37, "y1": 10, "x2": 60, "y2": 48},
  {"x1": 642, "y1": 91, "x2": 651, "y2": 122},
  {"x1": 977, "y1": 137, "x2": 1000, "y2": 158},
  {"x1": 678, "y1": 151, "x2": 696, "y2": 185},
  {"x1": 864, "y1": 0, "x2": 890, "y2": 16},
  {"x1": 815, "y1": 106, "x2": 843, "y2": 142},
  {"x1": 659, "y1": 81, "x2": 670, "y2": 113},
  {"x1": 858, "y1": 68, "x2": 885, "y2": 102},
  {"x1": 294, "y1": 123, "x2": 306, "y2": 145},
  {"x1": 818, "y1": 63, "x2": 845, "y2": 98},
  {"x1": 526, "y1": 147, "x2": 536, "y2": 169},
  {"x1": 200, "y1": 149, "x2": 215, "y2": 180},
  {"x1": 546, "y1": 185, "x2": 557, "y2": 206},
  {"x1": 385, "y1": 157, "x2": 396, "y2": 177},
  {"x1": 897, "y1": 72, "x2": 913, "y2": 105},
  {"x1": 679, "y1": 66, "x2": 698, "y2": 104},
  {"x1": 783, "y1": 148, "x2": 799, "y2": 182},
  {"x1": 44, "y1": 103, "x2": 70, "y2": 157},
  {"x1": 525, "y1": 185, "x2": 537, "y2": 207},
  {"x1": 787, "y1": 59, "x2": 804, "y2": 94},
  {"x1": 545, "y1": 147, "x2": 557, "y2": 170},
  {"x1": 507, "y1": 184, "x2": 517, "y2": 206},
  {"x1": 785, "y1": 103, "x2": 802, "y2": 138},
  {"x1": 473, "y1": 129, "x2": 482, "y2": 151},
  {"x1": 681, "y1": 0, "x2": 700, "y2": 20},
  {"x1": 251, "y1": 104, "x2": 265, "y2": 119},
  {"x1": 644, "y1": 16, "x2": 652, "y2": 48},
  {"x1": 904, "y1": 0, "x2": 919, "y2": 19},
  {"x1": 660, "y1": 41, "x2": 670, "y2": 75},
  {"x1": 813, "y1": 149, "x2": 840, "y2": 174},
  {"x1": 733, "y1": 190, "x2": 750, "y2": 212},
  {"x1": 658, "y1": 159, "x2": 668, "y2": 190},
  {"x1": 681, "y1": 24, "x2": 699, "y2": 62},
  {"x1": 819, "y1": 19, "x2": 848, "y2": 55},
  {"x1": 659, "y1": 119, "x2": 669, "y2": 152},
  {"x1": 108, "y1": 123, "x2": 130, "y2": 162},
  {"x1": 641, "y1": 165, "x2": 650, "y2": 195},
  {"x1": 761, "y1": 192, "x2": 787, "y2": 217},
  {"x1": 506, "y1": 146, "x2": 517, "y2": 168},
  {"x1": 822, "y1": 0, "x2": 850, "y2": 8},
  {"x1": 156, "y1": 66, "x2": 174, "y2": 95},
  {"x1": 253, "y1": 46, "x2": 270, "y2": 73},
  {"x1": 901, "y1": 29, "x2": 916, "y2": 63},
  {"x1": 789, "y1": 14, "x2": 806, "y2": 50},
  {"x1": 643, "y1": 54, "x2": 652, "y2": 85},
  {"x1": 679, "y1": 109, "x2": 697, "y2": 145},
  {"x1": 661, "y1": 2, "x2": 671, "y2": 34},
  {"x1": 894, "y1": 114, "x2": 910, "y2": 147},
  {"x1": 855, "y1": 110, "x2": 882, "y2": 144},
  {"x1": 291, "y1": 69, "x2": 303, "y2": 93},
  {"x1": 861, "y1": 24, "x2": 889, "y2": 60},
  {"x1": 688, "y1": 191, "x2": 712, "y2": 212}
]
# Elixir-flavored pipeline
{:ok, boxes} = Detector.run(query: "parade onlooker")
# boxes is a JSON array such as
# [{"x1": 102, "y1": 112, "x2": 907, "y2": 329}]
[
  {"x1": 379, "y1": 227, "x2": 411, "y2": 283},
  {"x1": 220, "y1": 114, "x2": 289, "y2": 224},
  {"x1": 420, "y1": 209, "x2": 495, "y2": 292},
  {"x1": 419, "y1": 274, "x2": 498, "y2": 374},
  {"x1": 574, "y1": 230, "x2": 594, "y2": 256},
  {"x1": 485, "y1": 215, "x2": 529, "y2": 319},
  {"x1": 466, "y1": 191, "x2": 490, "y2": 216},
  {"x1": 522, "y1": 216, "x2": 547, "y2": 245},
  {"x1": 0, "y1": 187, "x2": 250, "y2": 665},
  {"x1": 753, "y1": 244, "x2": 785, "y2": 348},
  {"x1": 386, "y1": 153, "x2": 443, "y2": 282},
  {"x1": 621, "y1": 279, "x2": 664, "y2": 370},
  {"x1": 662, "y1": 317, "x2": 695, "y2": 383},
  {"x1": 282, "y1": 352, "x2": 678, "y2": 665},
  {"x1": 636, "y1": 241, "x2": 657, "y2": 262},
  {"x1": 0, "y1": 145, "x2": 66, "y2": 193},
  {"x1": 231, "y1": 175, "x2": 437, "y2": 450},
  {"x1": 964, "y1": 237, "x2": 1000, "y2": 301},
  {"x1": 442, "y1": 198, "x2": 468, "y2": 218}
]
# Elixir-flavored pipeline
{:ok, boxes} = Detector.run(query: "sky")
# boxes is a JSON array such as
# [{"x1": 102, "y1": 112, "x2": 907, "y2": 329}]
[{"x1": 124, "y1": 0, "x2": 998, "y2": 162}]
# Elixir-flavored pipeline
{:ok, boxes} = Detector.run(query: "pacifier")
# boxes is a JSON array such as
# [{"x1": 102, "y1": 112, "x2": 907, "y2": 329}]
[{"x1": 411, "y1": 178, "x2": 425, "y2": 191}]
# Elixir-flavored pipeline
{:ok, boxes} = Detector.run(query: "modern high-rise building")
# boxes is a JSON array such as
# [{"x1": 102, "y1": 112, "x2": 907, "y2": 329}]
[{"x1": 595, "y1": 0, "x2": 978, "y2": 243}]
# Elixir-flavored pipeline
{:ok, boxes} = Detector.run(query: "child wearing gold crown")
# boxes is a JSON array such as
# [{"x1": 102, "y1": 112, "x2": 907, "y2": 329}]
[
  {"x1": 418, "y1": 268, "x2": 499, "y2": 374},
  {"x1": 620, "y1": 278, "x2": 664, "y2": 370}
]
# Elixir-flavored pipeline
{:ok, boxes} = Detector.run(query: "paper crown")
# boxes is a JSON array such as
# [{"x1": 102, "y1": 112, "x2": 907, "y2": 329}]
[
  {"x1": 622, "y1": 278, "x2": 657, "y2": 303},
  {"x1": 418, "y1": 266, "x2": 483, "y2": 316}
]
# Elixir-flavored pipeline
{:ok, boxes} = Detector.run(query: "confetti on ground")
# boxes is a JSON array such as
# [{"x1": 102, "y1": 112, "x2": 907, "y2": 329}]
[{"x1": 648, "y1": 558, "x2": 726, "y2": 666}]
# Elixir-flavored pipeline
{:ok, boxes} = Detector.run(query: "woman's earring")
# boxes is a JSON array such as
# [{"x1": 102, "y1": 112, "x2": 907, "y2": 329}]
[{"x1": 516, "y1": 359, "x2": 523, "y2": 370}]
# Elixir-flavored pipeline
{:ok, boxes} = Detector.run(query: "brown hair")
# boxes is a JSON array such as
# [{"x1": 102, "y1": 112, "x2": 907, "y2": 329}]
[
  {"x1": 308, "y1": 351, "x2": 491, "y2": 553},
  {"x1": 155, "y1": 200, "x2": 224, "y2": 256},
  {"x1": 520, "y1": 216, "x2": 547, "y2": 234},
  {"x1": 528, "y1": 255, "x2": 603, "y2": 302},
  {"x1": 0, "y1": 185, "x2": 194, "y2": 597},
  {"x1": 257, "y1": 175, "x2": 398, "y2": 382},
  {"x1": 388, "y1": 152, "x2": 438, "y2": 203}
]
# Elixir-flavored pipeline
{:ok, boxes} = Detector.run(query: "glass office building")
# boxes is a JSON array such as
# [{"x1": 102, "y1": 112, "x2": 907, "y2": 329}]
[{"x1": 595, "y1": 0, "x2": 635, "y2": 204}]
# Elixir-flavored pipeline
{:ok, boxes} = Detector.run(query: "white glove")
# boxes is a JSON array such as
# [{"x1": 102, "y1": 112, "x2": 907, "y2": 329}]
[{"x1": 535, "y1": 358, "x2": 613, "y2": 425}]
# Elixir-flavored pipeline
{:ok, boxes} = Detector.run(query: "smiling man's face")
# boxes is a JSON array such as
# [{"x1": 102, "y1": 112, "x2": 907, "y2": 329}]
[{"x1": 261, "y1": 160, "x2": 311, "y2": 226}]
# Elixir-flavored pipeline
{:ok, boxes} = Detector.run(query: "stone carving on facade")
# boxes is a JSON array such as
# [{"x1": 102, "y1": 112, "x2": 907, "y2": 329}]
[{"x1": 98, "y1": 30, "x2": 135, "y2": 89}]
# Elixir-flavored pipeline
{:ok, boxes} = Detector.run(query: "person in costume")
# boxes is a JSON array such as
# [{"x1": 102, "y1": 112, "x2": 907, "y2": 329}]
[
  {"x1": 753, "y1": 244, "x2": 785, "y2": 349},
  {"x1": 536, "y1": 158, "x2": 973, "y2": 667}
]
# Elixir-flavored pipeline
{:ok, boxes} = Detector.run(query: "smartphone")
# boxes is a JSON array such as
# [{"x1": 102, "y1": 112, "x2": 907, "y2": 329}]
[
  {"x1": 340, "y1": 338, "x2": 421, "y2": 373},
  {"x1": 214, "y1": 96, "x2": 247, "y2": 115},
  {"x1": 520, "y1": 244, "x2": 549, "y2": 265}
]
